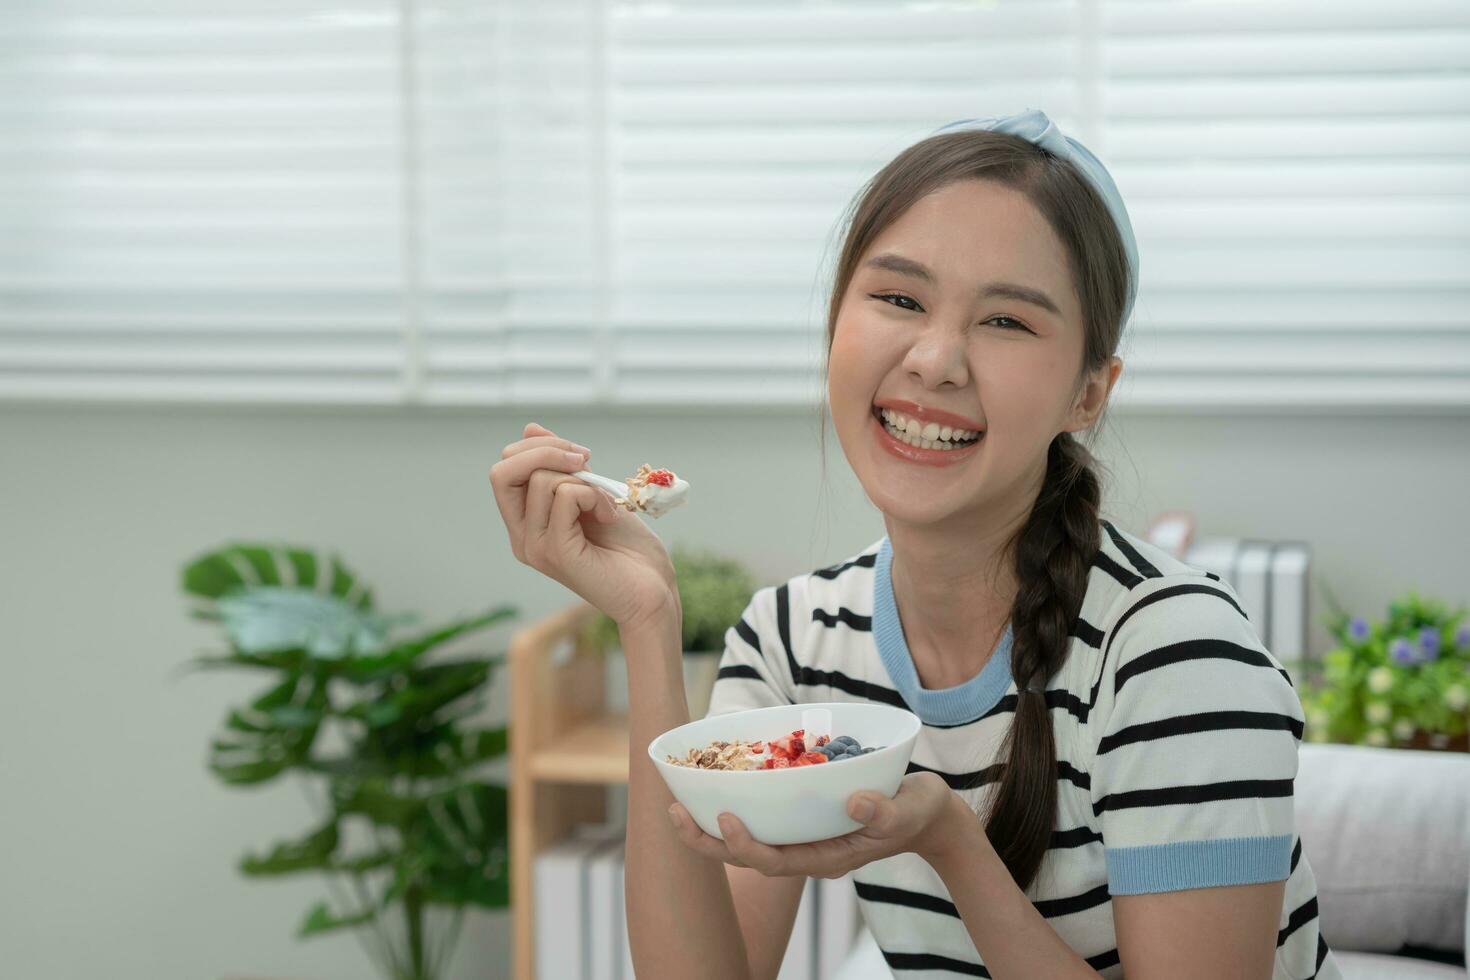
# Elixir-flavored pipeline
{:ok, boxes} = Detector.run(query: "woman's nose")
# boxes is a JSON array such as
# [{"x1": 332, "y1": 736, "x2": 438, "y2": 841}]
[{"x1": 903, "y1": 328, "x2": 970, "y2": 388}]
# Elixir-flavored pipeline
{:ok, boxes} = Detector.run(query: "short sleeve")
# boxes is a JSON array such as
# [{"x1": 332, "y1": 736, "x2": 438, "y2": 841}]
[
  {"x1": 704, "y1": 585, "x2": 795, "y2": 718},
  {"x1": 1088, "y1": 577, "x2": 1305, "y2": 896}
]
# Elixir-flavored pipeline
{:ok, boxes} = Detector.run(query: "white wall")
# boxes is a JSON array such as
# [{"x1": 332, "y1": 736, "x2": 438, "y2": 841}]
[{"x1": 3, "y1": 402, "x2": 1467, "y2": 980}]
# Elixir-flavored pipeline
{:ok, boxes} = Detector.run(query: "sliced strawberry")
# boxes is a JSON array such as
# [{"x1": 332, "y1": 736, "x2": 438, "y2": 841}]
[
  {"x1": 750, "y1": 741, "x2": 765, "y2": 753},
  {"x1": 797, "y1": 751, "x2": 827, "y2": 765},
  {"x1": 814, "y1": 734, "x2": 830, "y2": 747},
  {"x1": 769, "y1": 757, "x2": 791, "y2": 768}
]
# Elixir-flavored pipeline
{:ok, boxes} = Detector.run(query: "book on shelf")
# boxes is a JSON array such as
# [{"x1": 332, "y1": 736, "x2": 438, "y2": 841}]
[
  {"x1": 777, "y1": 876, "x2": 816, "y2": 980},
  {"x1": 532, "y1": 822, "x2": 862, "y2": 979},
  {"x1": 587, "y1": 837, "x2": 624, "y2": 980},
  {"x1": 533, "y1": 835, "x2": 604, "y2": 980},
  {"x1": 815, "y1": 867, "x2": 860, "y2": 980},
  {"x1": 1183, "y1": 536, "x2": 1312, "y2": 670}
]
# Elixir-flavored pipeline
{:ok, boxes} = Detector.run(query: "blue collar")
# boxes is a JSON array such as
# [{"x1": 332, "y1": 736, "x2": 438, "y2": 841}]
[{"x1": 871, "y1": 536, "x2": 1015, "y2": 726}]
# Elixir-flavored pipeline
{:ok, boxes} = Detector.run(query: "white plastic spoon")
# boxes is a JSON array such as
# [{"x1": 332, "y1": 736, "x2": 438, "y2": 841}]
[{"x1": 570, "y1": 467, "x2": 690, "y2": 518}]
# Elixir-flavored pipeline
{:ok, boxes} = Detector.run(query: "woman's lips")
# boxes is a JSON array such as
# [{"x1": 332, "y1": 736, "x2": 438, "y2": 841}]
[{"x1": 870, "y1": 406, "x2": 982, "y2": 467}]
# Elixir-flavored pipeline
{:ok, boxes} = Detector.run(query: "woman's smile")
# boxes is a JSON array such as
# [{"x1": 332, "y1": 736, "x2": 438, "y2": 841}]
[{"x1": 870, "y1": 403, "x2": 984, "y2": 468}]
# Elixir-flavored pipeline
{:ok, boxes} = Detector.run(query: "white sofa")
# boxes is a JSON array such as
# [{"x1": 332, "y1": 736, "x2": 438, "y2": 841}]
[{"x1": 836, "y1": 743, "x2": 1470, "y2": 978}]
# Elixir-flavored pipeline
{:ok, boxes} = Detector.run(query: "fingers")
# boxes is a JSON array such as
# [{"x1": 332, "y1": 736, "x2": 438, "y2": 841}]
[
  {"x1": 847, "y1": 791, "x2": 899, "y2": 835},
  {"x1": 668, "y1": 804, "x2": 745, "y2": 866},
  {"x1": 501, "y1": 427, "x2": 592, "y2": 460},
  {"x1": 522, "y1": 467, "x2": 566, "y2": 556},
  {"x1": 489, "y1": 443, "x2": 591, "y2": 560},
  {"x1": 716, "y1": 813, "x2": 791, "y2": 877},
  {"x1": 669, "y1": 805, "x2": 868, "y2": 879},
  {"x1": 546, "y1": 480, "x2": 607, "y2": 557}
]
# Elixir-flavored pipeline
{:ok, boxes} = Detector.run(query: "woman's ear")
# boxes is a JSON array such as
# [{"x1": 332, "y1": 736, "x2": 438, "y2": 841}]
[{"x1": 1065, "y1": 356, "x2": 1122, "y2": 434}]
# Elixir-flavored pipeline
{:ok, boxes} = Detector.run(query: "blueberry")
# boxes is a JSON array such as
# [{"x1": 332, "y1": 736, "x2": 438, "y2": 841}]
[
  {"x1": 861, "y1": 747, "x2": 877, "y2": 754},
  {"x1": 816, "y1": 744, "x2": 837, "y2": 758},
  {"x1": 832, "y1": 736, "x2": 859, "y2": 749}
]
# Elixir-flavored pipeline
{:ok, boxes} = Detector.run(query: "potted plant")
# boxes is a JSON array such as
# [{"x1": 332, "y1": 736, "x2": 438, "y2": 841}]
[
  {"x1": 178, "y1": 542, "x2": 517, "y2": 980},
  {"x1": 1299, "y1": 590, "x2": 1470, "y2": 751},
  {"x1": 582, "y1": 544, "x2": 758, "y2": 718}
]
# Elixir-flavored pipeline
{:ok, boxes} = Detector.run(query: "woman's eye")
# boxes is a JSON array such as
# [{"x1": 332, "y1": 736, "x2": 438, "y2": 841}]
[
  {"x1": 872, "y1": 292, "x2": 922, "y2": 312},
  {"x1": 871, "y1": 294, "x2": 1031, "y2": 333}
]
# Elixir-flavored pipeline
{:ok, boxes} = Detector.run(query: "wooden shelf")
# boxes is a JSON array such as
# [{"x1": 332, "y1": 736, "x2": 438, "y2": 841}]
[
  {"x1": 509, "y1": 599, "x2": 621, "y2": 980},
  {"x1": 508, "y1": 602, "x2": 721, "y2": 978},
  {"x1": 528, "y1": 713, "x2": 630, "y2": 784}
]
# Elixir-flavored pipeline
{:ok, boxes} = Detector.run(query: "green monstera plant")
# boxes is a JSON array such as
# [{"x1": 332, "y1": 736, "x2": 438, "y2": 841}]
[{"x1": 179, "y1": 542, "x2": 517, "y2": 980}]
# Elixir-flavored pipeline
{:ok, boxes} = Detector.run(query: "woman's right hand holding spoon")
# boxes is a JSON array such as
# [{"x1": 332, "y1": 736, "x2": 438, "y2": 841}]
[{"x1": 489, "y1": 422, "x2": 680, "y2": 632}]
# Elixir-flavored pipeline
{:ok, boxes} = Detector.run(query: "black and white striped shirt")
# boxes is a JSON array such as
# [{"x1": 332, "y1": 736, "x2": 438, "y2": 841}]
[{"x1": 706, "y1": 519, "x2": 1339, "y2": 979}]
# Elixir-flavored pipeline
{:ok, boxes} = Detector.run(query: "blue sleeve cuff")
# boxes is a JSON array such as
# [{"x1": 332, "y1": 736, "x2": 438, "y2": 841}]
[{"x1": 1105, "y1": 834, "x2": 1293, "y2": 895}]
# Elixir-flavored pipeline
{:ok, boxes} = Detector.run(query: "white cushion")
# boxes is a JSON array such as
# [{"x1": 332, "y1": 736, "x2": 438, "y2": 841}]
[{"x1": 1295, "y1": 743, "x2": 1470, "y2": 956}]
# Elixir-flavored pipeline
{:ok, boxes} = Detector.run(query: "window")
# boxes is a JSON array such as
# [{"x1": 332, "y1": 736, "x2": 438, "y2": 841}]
[{"x1": 3, "y1": 0, "x2": 1466, "y2": 408}]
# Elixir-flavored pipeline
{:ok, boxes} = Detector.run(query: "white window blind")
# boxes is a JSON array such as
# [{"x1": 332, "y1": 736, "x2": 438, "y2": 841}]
[
  {"x1": 3, "y1": 0, "x2": 1467, "y2": 409},
  {"x1": 1102, "y1": 0, "x2": 1470, "y2": 408},
  {"x1": 1, "y1": 0, "x2": 412, "y2": 403}
]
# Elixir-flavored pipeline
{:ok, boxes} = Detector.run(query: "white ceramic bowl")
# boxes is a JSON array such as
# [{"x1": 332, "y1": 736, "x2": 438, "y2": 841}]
[{"x1": 649, "y1": 701, "x2": 923, "y2": 845}]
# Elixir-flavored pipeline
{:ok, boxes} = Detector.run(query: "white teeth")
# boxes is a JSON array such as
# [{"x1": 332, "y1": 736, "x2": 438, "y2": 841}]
[
  {"x1": 878, "y1": 408, "x2": 982, "y2": 451},
  {"x1": 879, "y1": 407, "x2": 980, "y2": 446}
]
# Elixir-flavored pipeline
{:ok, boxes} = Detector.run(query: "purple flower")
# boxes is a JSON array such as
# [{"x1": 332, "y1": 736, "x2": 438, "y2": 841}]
[
  {"x1": 1419, "y1": 627, "x2": 1441, "y2": 661},
  {"x1": 1348, "y1": 617, "x2": 1370, "y2": 643},
  {"x1": 1456, "y1": 623, "x2": 1470, "y2": 652},
  {"x1": 1389, "y1": 638, "x2": 1417, "y2": 666}
]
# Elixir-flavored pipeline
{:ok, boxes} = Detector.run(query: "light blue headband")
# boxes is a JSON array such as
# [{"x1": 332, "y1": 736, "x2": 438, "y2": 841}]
[{"x1": 931, "y1": 108, "x2": 1139, "y2": 327}]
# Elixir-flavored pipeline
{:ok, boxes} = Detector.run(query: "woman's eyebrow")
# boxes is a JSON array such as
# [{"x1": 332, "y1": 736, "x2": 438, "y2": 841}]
[{"x1": 862, "y1": 251, "x2": 1061, "y2": 317}]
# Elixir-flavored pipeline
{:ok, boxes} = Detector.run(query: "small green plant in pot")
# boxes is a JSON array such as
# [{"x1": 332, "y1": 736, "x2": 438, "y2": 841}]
[
  {"x1": 584, "y1": 543, "x2": 759, "y2": 654},
  {"x1": 178, "y1": 542, "x2": 517, "y2": 980},
  {"x1": 1299, "y1": 590, "x2": 1470, "y2": 750},
  {"x1": 583, "y1": 544, "x2": 758, "y2": 716}
]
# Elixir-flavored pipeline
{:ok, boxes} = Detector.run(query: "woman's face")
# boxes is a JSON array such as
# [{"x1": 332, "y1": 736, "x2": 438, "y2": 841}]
[{"x1": 827, "y1": 177, "x2": 1112, "y2": 530}]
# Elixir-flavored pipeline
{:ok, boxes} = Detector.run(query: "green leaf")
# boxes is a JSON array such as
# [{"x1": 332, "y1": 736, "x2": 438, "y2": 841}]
[
  {"x1": 458, "y1": 727, "x2": 509, "y2": 762},
  {"x1": 185, "y1": 649, "x2": 310, "y2": 673},
  {"x1": 304, "y1": 727, "x2": 505, "y2": 780},
  {"x1": 182, "y1": 542, "x2": 375, "y2": 610},
  {"x1": 241, "y1": 820, "x2": 340, "y2": 876},
  {"x1": 267, "y1": 704, "x2": 325, "y2": 729},
  {"x1": 208, "y1": 675, "x2": 328, "y2": 785},
  {"x1": 420, "y1": 782, "x2": 510, "y2": 909},
  {"x1": 403, "y1": 660, "x2": 492, "y2": 719},
  {"x1": 341, "y1": 607, "x2": 516, "y2": 681},
  {"x1": 332, "y1": 778, "x2": 422, "y2": 828},
  {"x1": 210, "y1": 755, "x2": 292, "y2": 785},
  {"x1": 341, "y1": 658, "x2": 493, "y2": 731},
  {"x1": 215, "y1": 587, "x2": 415, "y2": 660},
  {"x1": 330, "y1": 850, "x2": 397, "y2": 874},
  {"x1": 298, "y1": 900, "x2": 378, "y2": 938}
]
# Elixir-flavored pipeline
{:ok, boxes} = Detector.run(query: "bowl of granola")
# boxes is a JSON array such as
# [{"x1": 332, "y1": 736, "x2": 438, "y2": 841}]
[{"x1": 649, "y1": 701, "x2": 922, "y2": 845}]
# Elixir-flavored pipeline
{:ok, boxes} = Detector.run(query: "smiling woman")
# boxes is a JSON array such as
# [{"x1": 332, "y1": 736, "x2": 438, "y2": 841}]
[
  {"x1": 493, "y1": 108, "x2": 1342, "y2": 980},
  {"x1": 667, "y1": 107, "x2": 1342, "y2": 980}
]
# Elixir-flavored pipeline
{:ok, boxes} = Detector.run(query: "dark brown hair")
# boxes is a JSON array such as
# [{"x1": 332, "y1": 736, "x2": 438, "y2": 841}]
[{"x1": 818, "y1": 129, "x2": 1131, "y2": 890}]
